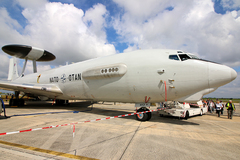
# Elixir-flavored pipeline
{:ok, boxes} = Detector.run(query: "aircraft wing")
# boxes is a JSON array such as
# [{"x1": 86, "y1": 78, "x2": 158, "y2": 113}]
[{"x1": 0, "y1": 81, "x2": 63, "y2": 97}]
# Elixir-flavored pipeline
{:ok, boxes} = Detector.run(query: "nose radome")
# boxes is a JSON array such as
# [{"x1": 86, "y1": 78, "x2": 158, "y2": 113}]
[
  {"x1": 208, "y1": 63, "x2": 237, "y2": 88},
  {"x1": 231, "y1": 69, "x2": 237, "y2": 81}
]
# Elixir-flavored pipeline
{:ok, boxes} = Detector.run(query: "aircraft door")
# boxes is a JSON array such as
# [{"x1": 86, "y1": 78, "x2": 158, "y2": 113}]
[{"x1": 157, "y1": 66, "x2": 179, "y2": 101}]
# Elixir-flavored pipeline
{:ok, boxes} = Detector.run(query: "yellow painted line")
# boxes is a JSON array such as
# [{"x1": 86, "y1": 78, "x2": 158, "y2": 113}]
[
  {"x1": 0, "y1": 140, "x2": 98, "y2": 160},
  {"x1": 24, "y1": 115, "x2": 45, "y2": 118}
]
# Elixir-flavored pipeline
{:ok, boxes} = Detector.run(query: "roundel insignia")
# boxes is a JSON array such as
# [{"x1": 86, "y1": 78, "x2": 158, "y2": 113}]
[{"x1": 61, "y1": 74, "x2": 66, "y2": 83}]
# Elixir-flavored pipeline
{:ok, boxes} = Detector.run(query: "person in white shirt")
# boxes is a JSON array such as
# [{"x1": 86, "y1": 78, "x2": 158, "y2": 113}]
[
  {"x1": 209, "y1": 100, "x2": 215, "y2": 113},
  {"x1": 215, "y1": 101, "x2": 223, "y2": 117}
]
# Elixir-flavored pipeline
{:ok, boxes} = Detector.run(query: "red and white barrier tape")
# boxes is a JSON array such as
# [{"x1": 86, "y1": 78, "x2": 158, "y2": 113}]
[
  {"x1": 0, "y1": 107, "x2": 170, "y2": 136},
  {"x1": 71, "y1": 124, "x2": 75, "y2": 138}
]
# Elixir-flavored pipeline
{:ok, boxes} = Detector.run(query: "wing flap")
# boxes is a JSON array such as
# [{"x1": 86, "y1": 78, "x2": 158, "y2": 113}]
[{"x1": 0, "y1": 81, "x2": 63, "y2": 97}]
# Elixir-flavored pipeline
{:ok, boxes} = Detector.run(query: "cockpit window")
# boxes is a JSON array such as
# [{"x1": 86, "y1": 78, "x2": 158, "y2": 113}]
[
  {"x1": 179, "y1": 54, "x2": 191, "y2": 61},
  {"x1": 169, "y1": 53, "x2": 201, "y2": 61},
  {"x1": 188, "y1": 54, "x2": 199, "y2": 59},
  {"x1": 169, "y1": 55, "x2": 179, "y2": 60}
]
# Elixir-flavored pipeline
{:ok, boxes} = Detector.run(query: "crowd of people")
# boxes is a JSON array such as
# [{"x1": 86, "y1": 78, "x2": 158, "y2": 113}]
[{"x1": 203, "y1": 99, "x2": 236, "y2": 119}]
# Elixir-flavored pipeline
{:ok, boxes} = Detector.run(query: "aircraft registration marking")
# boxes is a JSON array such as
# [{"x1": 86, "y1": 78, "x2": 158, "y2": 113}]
[{"x1": 49, "y1": 73, "x2": 81, "y2": 83}]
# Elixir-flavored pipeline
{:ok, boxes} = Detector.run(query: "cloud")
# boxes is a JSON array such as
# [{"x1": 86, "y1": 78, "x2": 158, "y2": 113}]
[
  {"x1": 220, "y1": 0, "x2": 240, "y2": 10},
  {"x1": 0, "y1": 8, "x2": 23, "y2": 44},
  {"x1": 112, "y1": 0, "x2": 240, "y2": 67},
  {"x1": 113, "y1": 0, "x2": 172, "y2": 22},
  {"x1": 22, "y1": 2, "x2": 116, "y2": 63},
  {"x1": 15, "y1": 0, "x2": 48, "y2": 9},
  {"x1": 83, "y1": 3, "x2": 108, "y2": 41}
]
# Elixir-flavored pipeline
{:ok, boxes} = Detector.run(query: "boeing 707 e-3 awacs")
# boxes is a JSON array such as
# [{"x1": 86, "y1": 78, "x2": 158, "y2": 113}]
[{"x1": 0, "y1": 44, "x2": 237, "y2": 121}]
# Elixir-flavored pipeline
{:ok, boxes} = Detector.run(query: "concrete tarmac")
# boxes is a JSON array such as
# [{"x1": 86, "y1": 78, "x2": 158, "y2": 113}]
[{"x1": 0, "y1": 101, "x2": 240, "y2": 160}]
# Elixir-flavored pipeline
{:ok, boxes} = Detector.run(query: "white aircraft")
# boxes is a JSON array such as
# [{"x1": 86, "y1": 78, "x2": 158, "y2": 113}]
[{"x1": 0, "y1": 44, "x2": 237, "y2": 121}]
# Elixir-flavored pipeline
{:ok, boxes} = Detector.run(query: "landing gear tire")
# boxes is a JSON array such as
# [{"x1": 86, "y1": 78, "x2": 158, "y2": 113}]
[
  {"x1": 185, "y1": 110, "x2": 189, "y2": 120},
  {"x1": 146, "y1": 111, "x2": 152, "y2": 121},
  {"x1": 9, "y1": 99, "x2": 25, "y2": 106},
  {"x1": 135, "y1": 107, "x2": 152, "y2": 121},
  {"x1": 56, "y1": 99, "x2": 68, "y2": 105}
]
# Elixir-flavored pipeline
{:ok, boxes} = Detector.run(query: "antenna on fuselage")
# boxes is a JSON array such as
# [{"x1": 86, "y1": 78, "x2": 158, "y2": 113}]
[{"x1": 2, "y1": 44, "x2": 55, "y2": 76}]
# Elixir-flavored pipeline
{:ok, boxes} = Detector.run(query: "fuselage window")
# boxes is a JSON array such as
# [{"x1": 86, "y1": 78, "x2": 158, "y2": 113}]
[
  {"x1": 169, "y1": 55, "x2": 179, "y2": 60},
  {"x1": 179, "y1": 54, "x2": 191, "y2": 61}
]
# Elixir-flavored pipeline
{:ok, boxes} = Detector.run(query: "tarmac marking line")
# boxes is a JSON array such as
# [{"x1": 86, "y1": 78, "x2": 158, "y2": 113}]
[{"x1": 0, "y1": 140, "x2": 98, "y2": 160}]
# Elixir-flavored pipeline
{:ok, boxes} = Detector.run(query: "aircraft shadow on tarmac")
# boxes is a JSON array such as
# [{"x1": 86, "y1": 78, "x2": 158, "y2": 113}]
[
  {"x1": 5, "y1": 100, "x2": 94, "y2": 110},
  {"x1": 3, "y1": 101, "x2": 199, "y2": 125},
  {"x1": 2, "y1": 101, "x2": 94, "y2": 118},
  {"x1": 4, "y1": 101, "x2": 126, "y2": 112}
]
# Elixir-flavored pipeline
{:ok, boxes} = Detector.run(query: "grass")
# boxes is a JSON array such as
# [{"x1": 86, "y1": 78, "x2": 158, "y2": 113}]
[{"x1": 203, "y1": 98, "x2": 240, "y2": 103}]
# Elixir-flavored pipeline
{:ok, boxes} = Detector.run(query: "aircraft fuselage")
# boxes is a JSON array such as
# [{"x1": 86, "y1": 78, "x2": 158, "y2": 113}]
[{"x1": 13, "y1": 49, "x2": 237, "y2": 103}]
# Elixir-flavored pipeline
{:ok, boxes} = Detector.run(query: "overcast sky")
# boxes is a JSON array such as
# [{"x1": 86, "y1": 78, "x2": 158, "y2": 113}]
[{"x1": 0, "y1": 0, "x2": 239, "y2": 98}]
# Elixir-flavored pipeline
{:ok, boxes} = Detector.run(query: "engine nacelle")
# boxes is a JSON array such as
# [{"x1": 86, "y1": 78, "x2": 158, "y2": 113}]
[{"x1": 38, "y1": 96, "x2": 49, "y2": 101}]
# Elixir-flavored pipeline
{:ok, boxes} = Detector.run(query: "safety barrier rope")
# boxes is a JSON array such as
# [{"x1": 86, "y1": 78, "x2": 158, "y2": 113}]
[{"x1": 0, "y1": 106, "x2": 170, "y2": 136}]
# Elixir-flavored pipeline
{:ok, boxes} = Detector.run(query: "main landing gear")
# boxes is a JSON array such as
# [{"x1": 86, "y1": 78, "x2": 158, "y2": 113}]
[
  {"x1": 9, "y1": 91, "x2": 25, "y2": 107},
  {"x1": 135, "y1": 107, "x2": 152, "y2": 121},
  {"x1": 55, "y1": 99, "x2": 69, "y2": 105}
]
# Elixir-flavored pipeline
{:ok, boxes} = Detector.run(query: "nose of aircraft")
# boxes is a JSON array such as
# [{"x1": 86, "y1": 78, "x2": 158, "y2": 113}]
[
  {"x1": 231, "y1": 69, "x2": 238, "y2": 81},
  {"x1": 208, "y1": 63, "x2": 237, "y2": 88}
]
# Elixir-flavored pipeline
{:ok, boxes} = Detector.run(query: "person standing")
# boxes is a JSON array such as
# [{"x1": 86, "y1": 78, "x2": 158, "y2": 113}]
[
  {"x1": 0, "y1": 99, "x2": 2, "y2": 116},
  {"x1": 215, "y1": 101, "x2": 222, "y2": 117},
  {"x1": 226, "y1": 100, "x2": 236, "y2": 119},
  {"x1": 0, "y1": 98, "x2": 7, "y2": 118},
  {"x1": 220, "y1": 101, "x2": 224, "y2": 114},
  {"x1": 209, "y1": 100, "x2": 214, "y2": 113}
]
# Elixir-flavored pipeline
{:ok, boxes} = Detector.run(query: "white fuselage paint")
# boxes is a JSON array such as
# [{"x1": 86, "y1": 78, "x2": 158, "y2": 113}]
[{"x1": 13, "y1": 49, "x2": 237, "y2": 103}]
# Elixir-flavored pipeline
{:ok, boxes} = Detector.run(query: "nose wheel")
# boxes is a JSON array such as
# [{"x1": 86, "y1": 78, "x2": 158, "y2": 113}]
[{"x1": 135, "y1": 107, "x2": 152, "y2": 121}]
